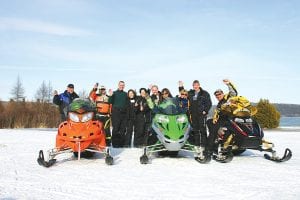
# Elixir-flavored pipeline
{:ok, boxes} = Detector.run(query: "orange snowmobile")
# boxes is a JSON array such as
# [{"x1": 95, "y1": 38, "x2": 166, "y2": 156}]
[{"x1": 37, "y1": 99, "x2": 113, "y2": 167}]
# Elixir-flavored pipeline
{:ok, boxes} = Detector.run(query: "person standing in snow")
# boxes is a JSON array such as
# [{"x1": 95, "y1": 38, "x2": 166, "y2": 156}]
[
  {"x1": 108, "y1": 81, "x2": 128, "y2": 148},
  {"x1": 53, "y1": 83, "x2": 79, "y2": 122},
  {"x1": 89, "y1": 83, "x2": 112, "y2": 146},
  {"x1": 125, "y1": 89, "x2": 137, "y2": 147},
  {"x1": 178, "y1": 80, "x2": 212, "y2": 153},
  {"x1": 134, "y1": 88, "x2": 151, "y2": 147}
]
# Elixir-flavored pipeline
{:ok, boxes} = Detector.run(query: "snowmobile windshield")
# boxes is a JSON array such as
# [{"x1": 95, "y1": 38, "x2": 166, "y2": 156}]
[
  {"x1": 69, "y1": 98, "x2": 95, "y2": 113},
  {"x1": 155, "y1": 98, "x2": 186, "y2": 115}
]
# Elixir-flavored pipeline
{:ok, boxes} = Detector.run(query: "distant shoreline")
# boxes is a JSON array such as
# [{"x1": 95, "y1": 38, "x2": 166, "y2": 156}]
[{"x1": 265, "y1": 127, "x2": 300, "y2": 132}]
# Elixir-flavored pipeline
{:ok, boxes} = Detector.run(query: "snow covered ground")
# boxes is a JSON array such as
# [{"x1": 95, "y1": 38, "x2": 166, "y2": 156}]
[{"x1": 0, "y1": 128, "x2": 299, "y2": 200}]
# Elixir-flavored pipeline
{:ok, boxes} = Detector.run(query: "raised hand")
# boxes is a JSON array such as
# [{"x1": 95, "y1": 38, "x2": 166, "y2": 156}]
[
  {"x1": 108, "y1": 89, "x2": 113, "y2": 96},
  {"x1": 178, "y1": 80, "x2": 184, "y2": 87},
  {"x1": 148, "y1": 84, "x2": 153, "y2": 90},
  {"x1": 223, "y1": 79, "x2": 230, "y2": 85}
]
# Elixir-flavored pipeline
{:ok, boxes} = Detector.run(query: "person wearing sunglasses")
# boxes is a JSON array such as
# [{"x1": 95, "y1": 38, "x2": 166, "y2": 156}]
[
  {"x1": 206, "y1": 79, "x2": 237, "y2": 154},
  {"x1": 178, "y1": 80, "x2": 212, "y2": 154},
  {"x1": 177, "y1": 89, "x2": 189, "y2": 111}
]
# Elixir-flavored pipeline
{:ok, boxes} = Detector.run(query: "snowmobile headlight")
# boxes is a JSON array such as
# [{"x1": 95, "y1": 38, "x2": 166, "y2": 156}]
[
  {"x1": 81, "y1": 112, "x2": 94, "y2": 122},
  {"x1": 157, "y1": 115, "x2": 169, "y2": 123},
  {"x1": 176, "y1": 115, "x2": 187, "y2": 123},
  {"x1": 69, "y1": 112, "x2": 80, "y2": 122}
]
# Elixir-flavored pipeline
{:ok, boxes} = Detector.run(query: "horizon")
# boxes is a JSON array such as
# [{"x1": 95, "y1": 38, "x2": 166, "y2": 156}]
[{"x1": 1, "y1": 1, "x2": 300, "y2": 105}]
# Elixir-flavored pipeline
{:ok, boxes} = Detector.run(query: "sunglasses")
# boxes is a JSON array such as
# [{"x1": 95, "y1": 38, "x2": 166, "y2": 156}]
[
  {"x1": 215, "y1": 93, "x2": 222, "y2": 97},
  {"x1": 181, "y1": 93, "x2": 188, "y2": 96}
]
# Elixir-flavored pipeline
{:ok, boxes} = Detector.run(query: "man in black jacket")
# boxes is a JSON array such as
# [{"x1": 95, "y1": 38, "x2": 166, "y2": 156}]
[
  {"x1": 53, "y1": 84, "x2": 79, "y2": 122},
  {"x1": 108, "y1": 81, "x2": 128, "y2": 148},
  {"x1": 179, "y1": 80, "x2": 212, "y2": 151}
]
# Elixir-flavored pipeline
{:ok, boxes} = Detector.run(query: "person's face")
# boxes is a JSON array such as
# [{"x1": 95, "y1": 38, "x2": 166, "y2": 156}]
[
  {"x1": 140, "y1": 90, "x2": 146, "y2": 97},
  {"x1": 180, "y1": 92, "x2": 188, "y2": 99},
  {"x1": 128, "y1": 91, "x2": 135, "y2": 99},
  {"x1": 67, "y1": 87, "x2": 74, "y2": 93},
  {"x1": 118, "y1": 82, "x2": 125, "y2": 91},
  {"x1": 214, "y1": 92, "x2": 224, "y2": 102},
  {"x1": 193, "y1": 82, "x2": 200, "y2": 91},
  {"x1": 100, "y1": 89, "x2": 106, "y2": 95},
  {"x1": 162, "y1": 91, "x2": 169, "y2": 99},
  {"x1": 151, "y1": 86, "x2": 158, "y2": 95}
]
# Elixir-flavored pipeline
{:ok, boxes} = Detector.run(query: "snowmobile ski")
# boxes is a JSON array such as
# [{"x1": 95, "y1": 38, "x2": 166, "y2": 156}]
[
  {"x1": 195, "y1": 155, "x2": 211, "y2": 164},
  {"x1": 264, "y1": 148, "x2": 292, "y2": 163},
  {"x1": 140, "y1": 148, "x2": 149, "y2": 164},
  {"x1": 105, "y1": 155, "x2": 114, "y2": 165},
  {"x1": 140, "y1": 154, "x2": 149, "y2": 164},
  {"x1": 212, "y1": 151, "x2": 234, "y2": 163},
  {"x1": 37, "y1": 150, "x2": 56, "y2": 168},
  {"x1": 104, "y1": 148, "x2": 114, "y2": 165}
]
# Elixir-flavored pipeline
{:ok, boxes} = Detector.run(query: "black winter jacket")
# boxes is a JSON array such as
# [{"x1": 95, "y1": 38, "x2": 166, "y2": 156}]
[{"x1": 179, "y1": 86, "x2": 212, "y2": 115}]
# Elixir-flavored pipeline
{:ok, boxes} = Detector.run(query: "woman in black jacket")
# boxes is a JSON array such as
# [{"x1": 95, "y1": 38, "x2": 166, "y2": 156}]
[
  {"x1": 134, "y1": 88, "x2": 151, "y2": 147},
  {"x1": 125, "y1": 89, "x2": 137, "y2": 147}
]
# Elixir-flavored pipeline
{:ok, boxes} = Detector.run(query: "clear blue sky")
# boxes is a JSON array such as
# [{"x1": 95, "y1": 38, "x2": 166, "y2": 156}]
[{"x1": 0, "y1": 0, "x2": 299, "y2": 104}]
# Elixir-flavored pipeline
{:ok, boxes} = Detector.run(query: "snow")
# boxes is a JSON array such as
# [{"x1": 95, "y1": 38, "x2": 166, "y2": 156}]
[{"x1": 0, "y1": 128, "x2": 299, "y2": 200}]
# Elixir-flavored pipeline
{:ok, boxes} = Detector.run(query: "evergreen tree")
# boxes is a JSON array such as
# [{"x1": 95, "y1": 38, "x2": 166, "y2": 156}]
[{"x1": 254, "y1": 99, "x2": 281, "y2": 128}]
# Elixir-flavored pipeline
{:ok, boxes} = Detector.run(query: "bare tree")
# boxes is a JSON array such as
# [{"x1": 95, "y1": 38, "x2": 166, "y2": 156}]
[
  {"x1": 35, "y1": 81, "x2": 47, "y2": 102},
  {"x1": 35, "y1": 81, "x2": 53, "y2": 103},
  {"x1": 10, "y1": 75, "x2": 25, "y2": 102},
  {"x1": 78, "y1": 89, "x2": 88, "y2": 99},
  {"x1": 47, "y1": 81, "x2": 53, "y2": 103}
]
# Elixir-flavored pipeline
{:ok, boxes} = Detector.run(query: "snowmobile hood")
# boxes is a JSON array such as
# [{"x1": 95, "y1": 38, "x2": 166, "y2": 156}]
[{"x1": 69, "y1": 98, "x2": 95, "y2": 113}]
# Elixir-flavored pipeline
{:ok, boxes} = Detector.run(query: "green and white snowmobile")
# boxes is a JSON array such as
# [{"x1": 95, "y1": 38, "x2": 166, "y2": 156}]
[{"x1": 140, "y1": 98, "x2": 211, "y2": 164}]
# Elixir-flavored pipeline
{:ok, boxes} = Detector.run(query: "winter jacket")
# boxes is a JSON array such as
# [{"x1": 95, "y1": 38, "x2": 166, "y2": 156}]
[
  {"x1": 177, "y1": 96, "x2": 189, "y2": 111},
  {"x1": 89, "y1": 89, "x2": 111, "y2": 115},
  {"x1": 127, "y1": 97, "x2": 137, "y2": 120},
  {"x1": 109, "y1": 90, "x2": 128, "y2": 111},
  {"x1": 135, "y1": 96, "x2": 151, "y2": 122},
  {"x1": 150, "y1": 92, "x2": 162, "y2": 106},
  {"x1": 213, "y1": 82, "x2": 238, "y2": 122},
  {"x1": 179, "y1": 86, "x2": 212, "y2": 116},
  {"x1": 53, "y1": 90, "x2": 79, "y2": 115}
]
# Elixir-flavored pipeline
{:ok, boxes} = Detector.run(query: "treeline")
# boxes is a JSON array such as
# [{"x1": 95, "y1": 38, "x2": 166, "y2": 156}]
[
  {"x1": 0, "y1": 75, "x2": 87, "y2": 129},
  {"x1": 273, "y1": 104, "x2": 300, "y2": 117},
  {"x1": 0, "y1": 100, "x2": 60, "y2": 128}
]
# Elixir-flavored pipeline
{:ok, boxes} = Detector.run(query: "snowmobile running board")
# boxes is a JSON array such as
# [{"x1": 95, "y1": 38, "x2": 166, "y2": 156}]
[{"x1": 264, "y1": 148, "x2": 292, "y2": 163}]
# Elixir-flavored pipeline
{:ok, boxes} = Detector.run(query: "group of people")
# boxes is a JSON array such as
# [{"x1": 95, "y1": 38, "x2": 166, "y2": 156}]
[{"x1": 52, "y1": 79, "x2": 243, "y2": 155}]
